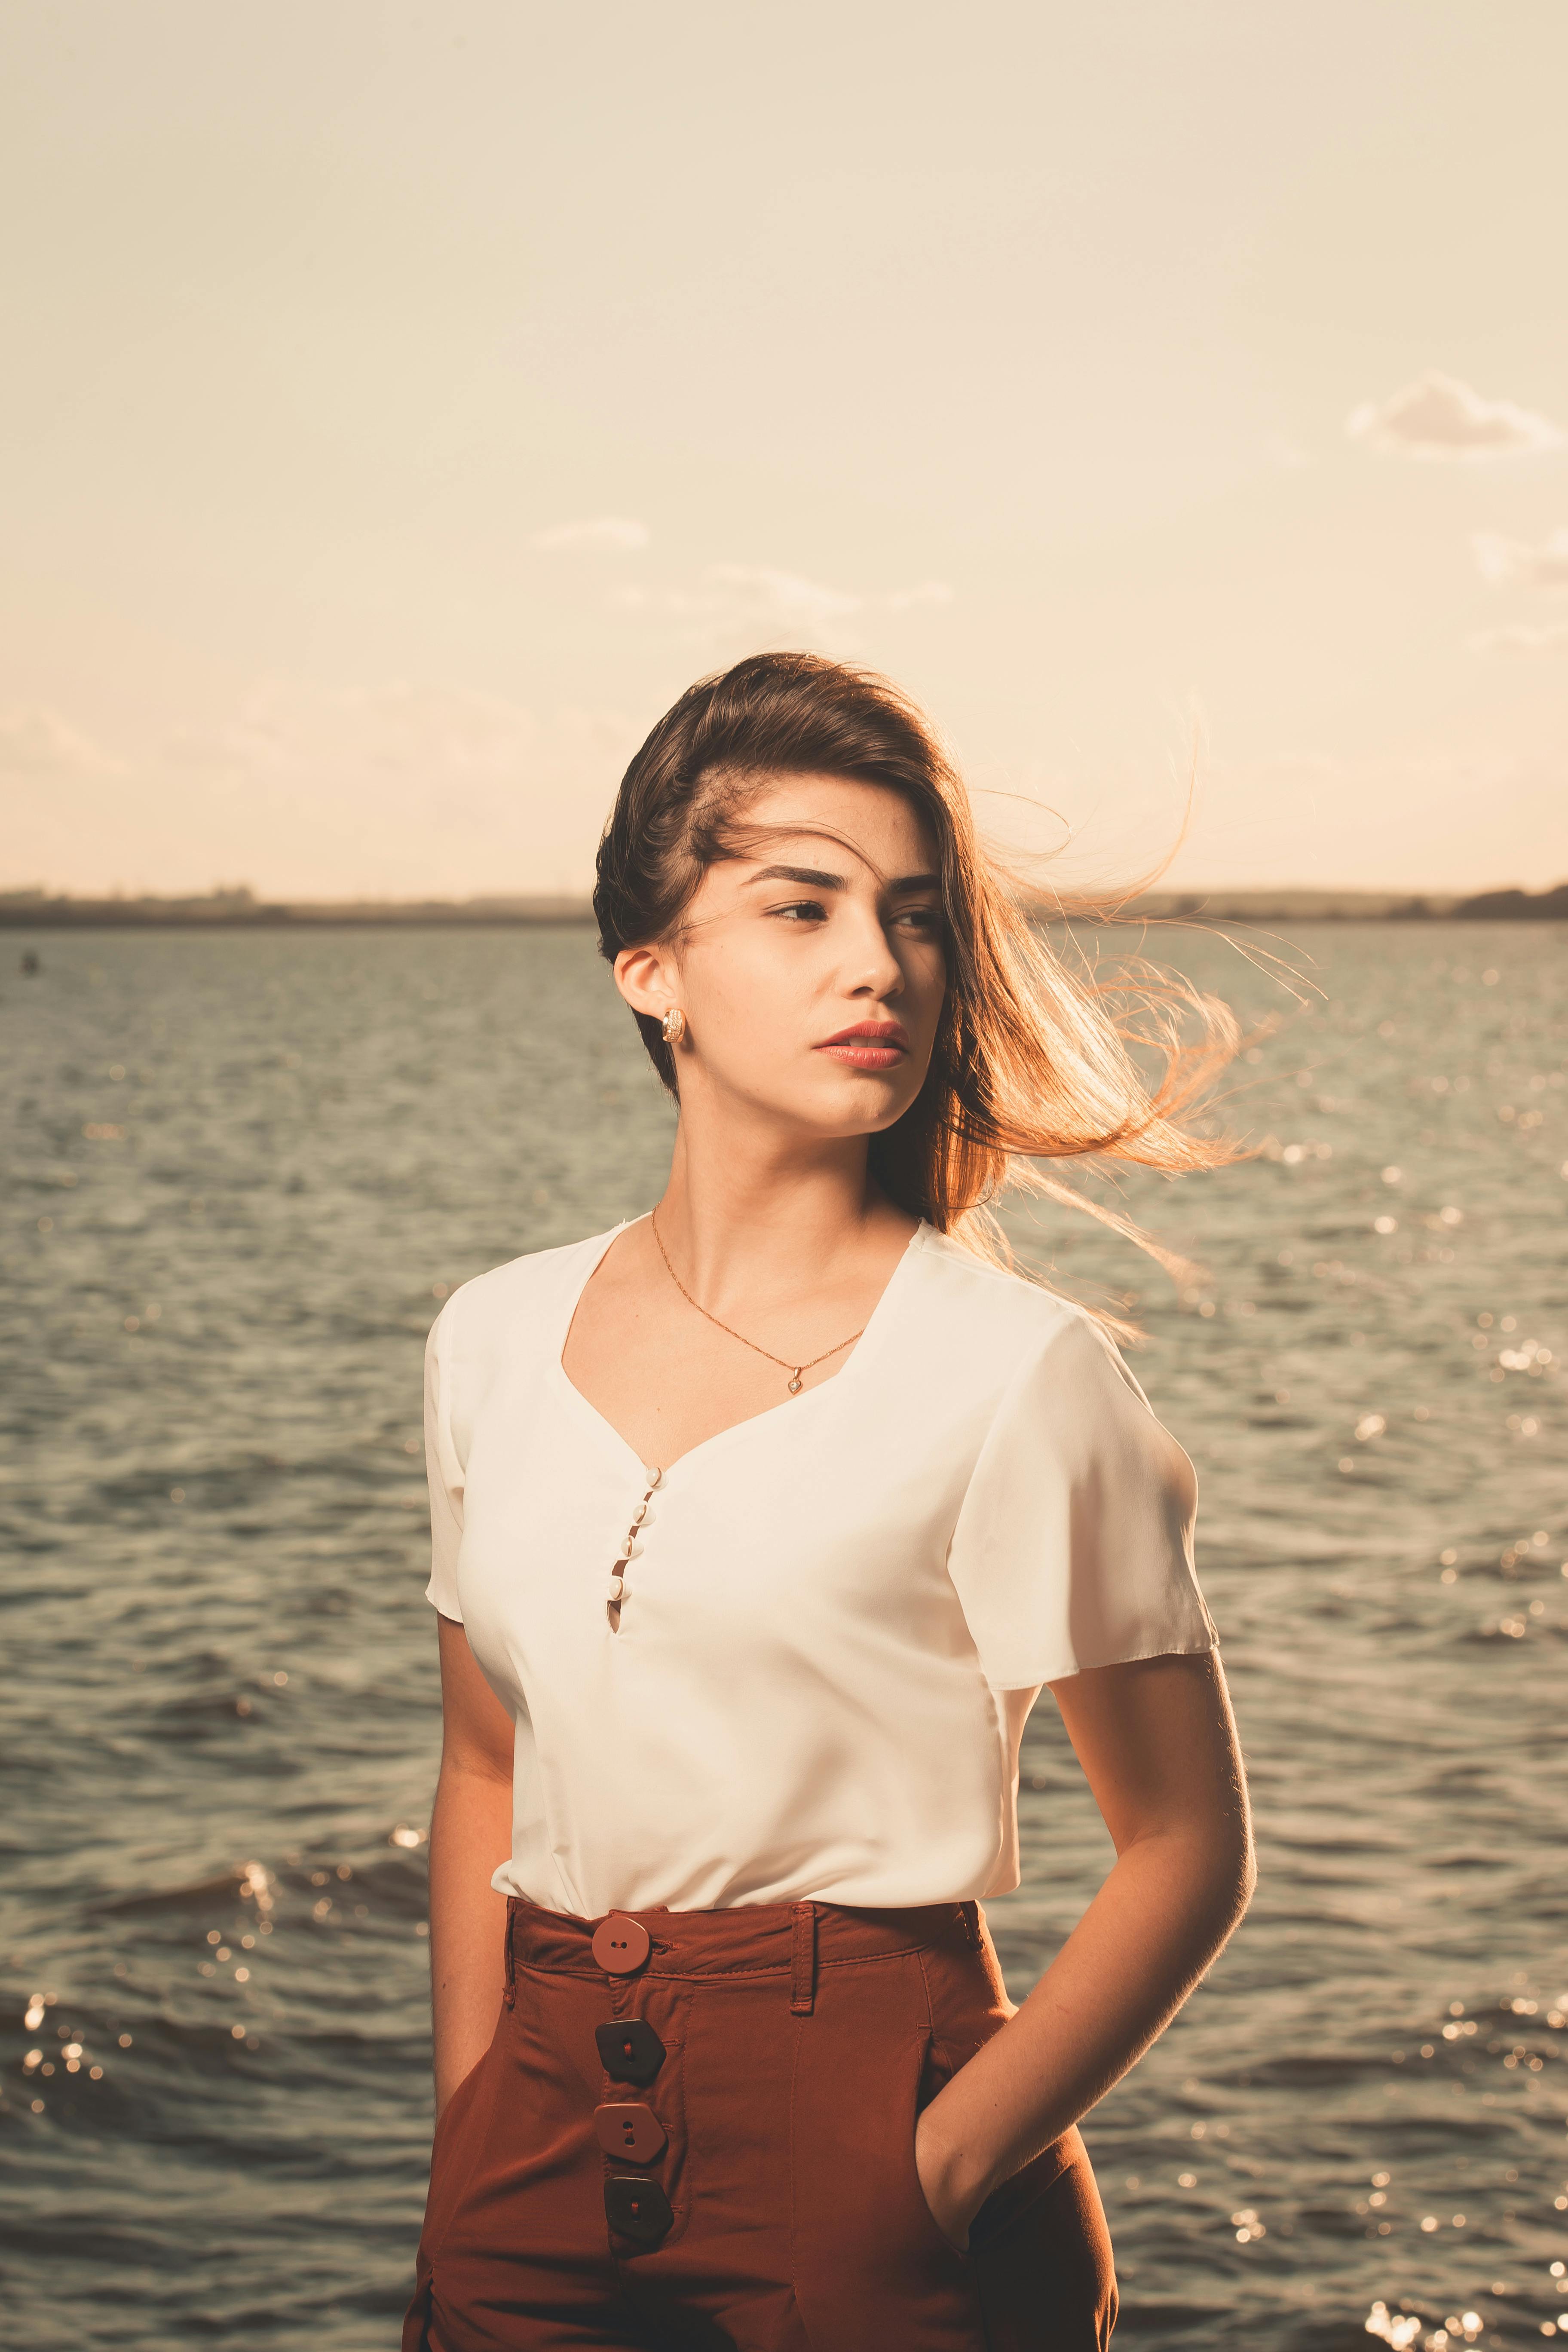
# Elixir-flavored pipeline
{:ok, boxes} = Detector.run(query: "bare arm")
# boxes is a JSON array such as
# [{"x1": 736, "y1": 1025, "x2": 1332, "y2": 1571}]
[
  {"x1": 916, "y1": 1649, "x2": 1255, "y2": 2245},
  {"x1": 428, "y1": 1614, "x2": 515, "y2": 2116}
]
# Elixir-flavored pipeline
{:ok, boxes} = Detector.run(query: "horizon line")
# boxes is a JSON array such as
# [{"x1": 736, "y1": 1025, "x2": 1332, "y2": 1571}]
[{"x1": 3, "y1": 880, "x2": 1566, "y2": 926}]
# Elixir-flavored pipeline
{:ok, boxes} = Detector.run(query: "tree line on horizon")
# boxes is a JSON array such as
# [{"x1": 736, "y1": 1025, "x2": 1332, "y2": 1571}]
[{"x1": 1, "y1": 882, "x2": 1566, "y2": 926}]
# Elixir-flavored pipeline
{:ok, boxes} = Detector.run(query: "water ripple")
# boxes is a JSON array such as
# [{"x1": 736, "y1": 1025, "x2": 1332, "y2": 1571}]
[{"x1": 3, "y1": 922, "x2": 1565, "y2": 2347}]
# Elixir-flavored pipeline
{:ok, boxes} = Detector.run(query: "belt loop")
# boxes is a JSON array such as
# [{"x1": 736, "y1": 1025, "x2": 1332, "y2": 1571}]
[
  {"x1": 502, "y1": 1897, "x2": 518, "y2": 2008},
  {"x1": 959, "y1": 1900, "x2": 981, "y2": 1950},
  {"x1": 790, "y1": 1901, "x2": 817, "y2": 2016}
]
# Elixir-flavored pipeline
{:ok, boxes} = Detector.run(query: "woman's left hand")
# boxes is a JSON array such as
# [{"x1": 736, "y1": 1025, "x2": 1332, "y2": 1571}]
[
  {"x1": 914, "y1": 2101, "x2": 985, "y2": 2253},
  {"x1": 908, "y1": 1655, "x2": 1256, "y2": 2267}
]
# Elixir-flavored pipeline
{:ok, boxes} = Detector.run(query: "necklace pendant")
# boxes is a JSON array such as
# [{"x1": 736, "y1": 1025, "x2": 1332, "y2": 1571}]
[{"x1": 787, "y1": 1371, "x2": 803, "y2": 1395}]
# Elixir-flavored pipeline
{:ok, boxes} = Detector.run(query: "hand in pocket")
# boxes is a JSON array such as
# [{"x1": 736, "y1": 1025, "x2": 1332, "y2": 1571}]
[{"x1": 913, "y1": 2094, "x2": 981, "y2": 2254}]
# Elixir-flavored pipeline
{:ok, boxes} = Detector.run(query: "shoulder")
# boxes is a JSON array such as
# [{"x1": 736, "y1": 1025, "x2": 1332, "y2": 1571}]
[
  {"x1": 911, "y1": 1225, "x2": 1167, "y2": 1430},
  {"x1": 910, "y1": 1225, "x2": 1103, "y2": 1366},
  {"x1": 430, "y1": 1226, "x2": 619, "y2": 1362}
]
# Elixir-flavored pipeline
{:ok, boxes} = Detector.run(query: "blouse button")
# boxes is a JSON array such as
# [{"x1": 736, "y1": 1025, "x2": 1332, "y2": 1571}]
[
  {"x1": 607, "y1": 1574, "x2": 625, "y2": 1602},
  {"x1": 622, "y1": 1537, "x2": 642, "y2": 1561},
  {"x1": 645, "y1": 1467, "x2": 662, "y2": 1488}
]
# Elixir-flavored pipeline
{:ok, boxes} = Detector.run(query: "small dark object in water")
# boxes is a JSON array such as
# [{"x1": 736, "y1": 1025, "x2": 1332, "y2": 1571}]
[{"x1": 20, "y1": 950, "x2": 40, "y2": 974}]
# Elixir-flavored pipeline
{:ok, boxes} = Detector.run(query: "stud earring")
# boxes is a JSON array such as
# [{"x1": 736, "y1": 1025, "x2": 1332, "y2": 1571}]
[{"x1": 661, "y1": 1007, "x2": 686, "y2": 1045}]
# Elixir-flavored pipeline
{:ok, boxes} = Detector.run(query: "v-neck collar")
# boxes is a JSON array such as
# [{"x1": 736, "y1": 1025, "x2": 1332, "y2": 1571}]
[{"x1": 551, "y1": 1216, "x2": 931, "y2": 1480}]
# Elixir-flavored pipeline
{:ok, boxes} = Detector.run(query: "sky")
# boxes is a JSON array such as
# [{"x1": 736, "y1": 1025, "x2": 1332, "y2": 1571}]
[{"x1": 3, "y1": 1, "x2": 1566, "y2": 900}]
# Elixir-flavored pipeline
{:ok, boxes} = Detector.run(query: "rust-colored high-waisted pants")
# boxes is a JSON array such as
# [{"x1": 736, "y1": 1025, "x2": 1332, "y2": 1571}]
[{"x1": 403, "y1": 1894, "x2": 1116, "y2": 2352}]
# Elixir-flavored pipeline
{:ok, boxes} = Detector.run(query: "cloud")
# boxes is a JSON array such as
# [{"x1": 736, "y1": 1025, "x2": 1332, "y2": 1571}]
[
  {"x1": 529, "y1": 515, "x2": 650, "y2": 552},
  {"x1": 0, "y1": 706, "x2": 131, "y2": 888},
  {"x1": 0, "y1": 704, "x2": 126, "y2": 781},
  {"x1": 4, "y1": 683, "x2": 640, "y2": 897},
  {"x1": 884, "y1": 579, "x2": 956, "y2": 612},
  {"x1": 1154, "y1": 741, "x2": 1565, "y2": 894},
  {"x1": 610, "y1": 562, "x2": 954, "y2": 654},
  {"x1": 0, "y1": 706, "x2": 165, "y2": 892},
  {"x1": 1471, "y1": 527, "x2": 1568, "y2": 590},
  {"x1": 612, "y1": 563, "x2": 860, "y2": 631},
  {"x1": 1262, "y1": 432, "x2": 1309, "y2": 472},
  {"x1": 1346, "y1": 371, "x2": 1563, "y2": 461},
  {"x1": 198, "y1": 681, "x2": 639, "y2": 885},
  {"x1": 1467, "y1": 619, "x2": 1568, "y2": 656}
]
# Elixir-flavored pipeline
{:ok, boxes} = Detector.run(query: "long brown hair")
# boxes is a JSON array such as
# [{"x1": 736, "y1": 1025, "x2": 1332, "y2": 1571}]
[{"x1": 592, "y1": 651, "x2": 1238, "y2": 1303}]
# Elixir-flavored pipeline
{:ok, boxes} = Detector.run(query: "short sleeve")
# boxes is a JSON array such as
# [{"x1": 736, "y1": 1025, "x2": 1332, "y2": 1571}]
[
  {"x1": 946, "y1": 1311, "x2": 1216, "y2": 1689},
  {"x1": 423, "y1": 1305, "x2": 466, "y2": 1622}
]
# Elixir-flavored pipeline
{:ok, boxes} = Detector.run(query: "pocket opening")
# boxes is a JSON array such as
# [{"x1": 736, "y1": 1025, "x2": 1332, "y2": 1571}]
[{"x1": 906, "y1": 2030, "x2": 975, "y2": 2270}]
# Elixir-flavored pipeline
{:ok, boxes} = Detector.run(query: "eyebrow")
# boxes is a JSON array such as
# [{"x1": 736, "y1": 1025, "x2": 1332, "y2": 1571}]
[{"x1": 746, "y1": 864, "x2": 942, "y2": 894}]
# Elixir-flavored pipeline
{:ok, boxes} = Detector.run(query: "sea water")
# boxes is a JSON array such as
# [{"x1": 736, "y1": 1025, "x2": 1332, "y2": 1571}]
[{"x1": 1, "y1": 921, "x2": 1564, "y2": 2349}]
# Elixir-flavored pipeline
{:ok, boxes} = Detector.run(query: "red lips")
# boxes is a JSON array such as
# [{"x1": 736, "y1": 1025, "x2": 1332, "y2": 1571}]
[
  {"x1": 818, "y1": 1021, "x2": 910, "y2": 1049},
  {"x1": 815, "y1": 1021, "x2": 910, "y2": 1069}
]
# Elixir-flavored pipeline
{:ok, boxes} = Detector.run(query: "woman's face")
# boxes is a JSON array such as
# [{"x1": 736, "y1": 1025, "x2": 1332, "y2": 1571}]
[{"x1": 616, "y1": 773, "x2": 947, "y2": 1143}]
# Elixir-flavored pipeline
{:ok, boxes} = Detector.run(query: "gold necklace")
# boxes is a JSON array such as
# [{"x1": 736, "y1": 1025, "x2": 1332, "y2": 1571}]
[{"x1": 649, "y1": 1208, "x2": 865, "y2": 1395}]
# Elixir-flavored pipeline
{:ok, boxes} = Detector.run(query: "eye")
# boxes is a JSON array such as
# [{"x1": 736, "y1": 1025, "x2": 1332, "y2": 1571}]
[
  {"x1": 894, "y1": 903, "x2": 943, "y2": 935},
  {"x1": 767, "y1": 898, "x2": 830, "y2": 925}
]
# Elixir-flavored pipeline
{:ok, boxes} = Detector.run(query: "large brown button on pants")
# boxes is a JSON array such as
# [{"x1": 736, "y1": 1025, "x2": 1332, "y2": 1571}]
[{"x1": 404, "y1": 1894, "x2": 1117, "y2": 2351}]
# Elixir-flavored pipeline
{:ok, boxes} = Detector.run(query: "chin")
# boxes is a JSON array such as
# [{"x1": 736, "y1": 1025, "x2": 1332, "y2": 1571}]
[
  {"x1": 804, "y1": 1075, "x2": 920, "y2": 1135},
  {"x1": 723, "y1": 1061, "x2": 921, "y2": 1136}
]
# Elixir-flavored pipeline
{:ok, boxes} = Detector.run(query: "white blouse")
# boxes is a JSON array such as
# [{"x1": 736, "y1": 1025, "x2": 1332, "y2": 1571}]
[{"x1": 424, "y1": 1219, "x2": 1216, "y2": 1917}]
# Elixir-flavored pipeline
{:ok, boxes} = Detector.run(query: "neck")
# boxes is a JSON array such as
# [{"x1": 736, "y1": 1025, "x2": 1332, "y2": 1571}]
[{"x1": 652, "y1": 1115, "x2": 909, "y2": 1301}]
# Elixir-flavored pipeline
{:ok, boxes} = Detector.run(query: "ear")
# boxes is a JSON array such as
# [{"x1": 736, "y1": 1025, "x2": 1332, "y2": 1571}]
[{"x1": 613, "y1": 942, "x2": 680, "y2": 1024}]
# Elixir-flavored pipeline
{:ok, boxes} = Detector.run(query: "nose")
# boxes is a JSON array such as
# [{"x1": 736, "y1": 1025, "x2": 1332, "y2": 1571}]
[{"x1": 840, "y1": 903, "x2": 906, "y2": 999}]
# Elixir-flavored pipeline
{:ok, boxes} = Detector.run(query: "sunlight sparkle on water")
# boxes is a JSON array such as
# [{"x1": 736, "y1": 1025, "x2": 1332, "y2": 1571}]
[{"x1": 5, "y1": 920, "x2": 1563, "y2": 2350}]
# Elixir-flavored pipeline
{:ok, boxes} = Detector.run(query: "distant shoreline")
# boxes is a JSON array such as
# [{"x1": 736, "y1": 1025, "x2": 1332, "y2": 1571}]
[{"x1": 1, "y1": 883, "x2": 1566, "y2": 928}]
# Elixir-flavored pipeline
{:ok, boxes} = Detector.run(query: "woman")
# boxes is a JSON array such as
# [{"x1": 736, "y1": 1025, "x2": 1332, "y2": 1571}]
[{"x1": 404, "y1": 652, "x2": 1254, "y2": 2352}]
